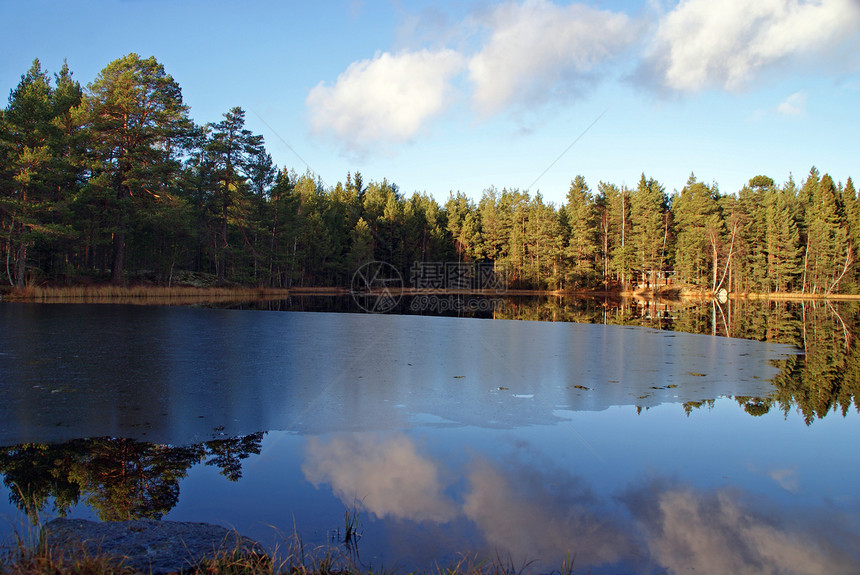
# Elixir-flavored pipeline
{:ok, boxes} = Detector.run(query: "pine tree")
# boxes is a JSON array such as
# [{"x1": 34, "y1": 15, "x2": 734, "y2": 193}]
[
  {"x1": 732, "y1": 177, "x2": 770, "y2": 292},
  {"x1": 608, "y1": 185, "x2": 634, "y2": 287},
  {"x1": 478, "y1": 187, "x2": 504, "y2": 262},
  {"x1": 84, "y1": 54, "x2": 192, "y2": 283},
  {"x1": 445, "y1": 191, "x2": 482, "y2": 263},
  {"x1": 563, "y1": 175, "x2": 598, "y2": 288},
  {"x1": 630, "y1": 174, "x2": 668, "y2": 286},
  {"x1": 803, "y1": 173, "x2": 850, "y2": 293},
  {"x1": 0, "y1": 59, "x2": 55, "y2": 285},
  {"x1": 493, "y1": 188, "x2": 530, "y2": 286},
  {"x1": 842, "y1": 177, "x2": 859, "y2": 290},
  {"x1": 672, "y1": 174, "x2": 721, "y2": 289},
  {"x1": 264, "y1": 168, "x2": 301, "y2": 286},
  {"x1": 766, "y1": 186, "x2": 802, "y2": 292},
  {"x1": 245, "y1": 148, "x2": 276, "y2": 281},
  {"x1": 206, "y1": 106, "x2": 267, "y2": 282},
  {"x1": 595, "y1": 182, "x2": 621, "y2": 287},
  {"x1": 526, "y1": 193, "x2": 564, "y2": 289},
  {"x1": 346, "y1": 217, "x2": 373, "y2": 273}
]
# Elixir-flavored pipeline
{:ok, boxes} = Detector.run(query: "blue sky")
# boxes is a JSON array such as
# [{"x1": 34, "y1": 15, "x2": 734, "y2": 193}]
[{"x1": 2, "y1": 0, "x2": 859, "y2": 206}]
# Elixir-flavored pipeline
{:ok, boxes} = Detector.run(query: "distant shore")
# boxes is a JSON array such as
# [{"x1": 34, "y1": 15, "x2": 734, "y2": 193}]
[{"x1": 2, "y1": 283, "x2": 859, "y2": 303}]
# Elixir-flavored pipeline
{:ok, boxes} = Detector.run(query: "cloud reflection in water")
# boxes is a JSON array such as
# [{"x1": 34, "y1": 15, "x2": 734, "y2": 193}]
[
  {"x1": 463, "y1": 456, "x2": 637, "y2": 569},
  {"x1": 623, "y1": 480, "x2": 860, "y2": 575},
  {"x1": 302, "y1": 433, "x2": 458, "y2": 523},
  {"x1": 303, "y1": 431, "x2": 860, "y2": 574}
]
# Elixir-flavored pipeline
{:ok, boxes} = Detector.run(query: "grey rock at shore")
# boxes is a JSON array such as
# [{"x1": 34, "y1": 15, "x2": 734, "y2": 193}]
[{"x1": 42, "y1": 518, "x2": 266, "y2": 574}]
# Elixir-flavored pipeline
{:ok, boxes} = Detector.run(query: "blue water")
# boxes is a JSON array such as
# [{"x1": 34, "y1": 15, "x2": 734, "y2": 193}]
[{"x1": 1, "y1": 304, "x2": 857, "y2": 574}]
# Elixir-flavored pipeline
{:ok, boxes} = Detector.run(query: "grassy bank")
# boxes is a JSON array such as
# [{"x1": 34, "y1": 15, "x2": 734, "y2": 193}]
[
  {"x1": 733, "y1": 291, "x2": 860, "y2": 301},
  {"x1": 2, "y1": 284, "x2": 294, "y2": 305},
  {"x1": 4, "y1": 282, "x2": 859, "y2": 304},
  {"x1": 1, "y1": 534, "x2": 576, "y2": 575}
]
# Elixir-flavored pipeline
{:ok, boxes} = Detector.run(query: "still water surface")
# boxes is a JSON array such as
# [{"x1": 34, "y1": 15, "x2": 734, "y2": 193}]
[{"x1": 1, "y1": 300, "x2": 858, "y2": 574}]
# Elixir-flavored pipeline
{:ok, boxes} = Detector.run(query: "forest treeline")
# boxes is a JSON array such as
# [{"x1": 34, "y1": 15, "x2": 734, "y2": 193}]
[{"x1": 2, "y1": 54, "x2": 858, "y2": 293}]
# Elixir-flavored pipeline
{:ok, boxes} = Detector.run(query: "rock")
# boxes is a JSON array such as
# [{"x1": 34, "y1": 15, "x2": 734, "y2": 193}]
[{"x1": 42, "y1": 518, "x2": 266, "y2": 574}]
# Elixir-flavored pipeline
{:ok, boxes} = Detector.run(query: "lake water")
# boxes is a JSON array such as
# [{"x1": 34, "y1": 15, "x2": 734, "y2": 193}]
[{"x1": 1, "y1": 298, "x2": 859, "y2": 574}]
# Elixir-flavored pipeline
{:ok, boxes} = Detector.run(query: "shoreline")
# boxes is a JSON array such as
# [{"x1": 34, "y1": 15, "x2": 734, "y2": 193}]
[{"x1": 2, "y1": 283, "x2": 859, "y2": 303}]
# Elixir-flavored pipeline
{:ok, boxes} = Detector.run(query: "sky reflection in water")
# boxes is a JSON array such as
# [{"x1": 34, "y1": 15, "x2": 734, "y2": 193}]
[
  {"x1": 165, "y1": 405, "x2": 860, "y2": 574},
  {"x1": 0, "y1": 305, "x2": 797, "y2": 444},
  {"x1": 1, "y1": 304, "x2": 859, "y2": 574}
]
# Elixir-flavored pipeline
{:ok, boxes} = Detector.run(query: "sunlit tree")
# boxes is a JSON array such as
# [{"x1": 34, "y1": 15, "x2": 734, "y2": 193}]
[{"x1": 84, "y1": 53, "x2": 192, "y2": 283}]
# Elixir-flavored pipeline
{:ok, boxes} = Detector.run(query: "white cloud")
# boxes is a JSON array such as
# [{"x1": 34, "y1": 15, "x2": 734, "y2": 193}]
[
  {"x1": 644, "y1": 0, "x2": 860, "y2": 92},
  {"x1": 468, "y1": 0, "x2": 635, "y2": 115},
  {"x1": 776, "y1": 91, "x2": 807, "y2": 116},
  {"x1": 306, "y1": 0, "x2": 860, "y2": 151},
  {"x1": 305, "y1": 49, "x2": 464, "y2": 151}
]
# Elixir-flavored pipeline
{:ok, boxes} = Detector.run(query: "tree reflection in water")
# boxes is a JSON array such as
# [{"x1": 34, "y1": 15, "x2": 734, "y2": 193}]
[
  {"x1": 1, "y1": 299, "x2": 858, "y2": 573},
  {"x1": 0, "y1": 432, "x2": 264, "y2": 522},
  {"x1": 234, "y1": 295, "x2": 860, "y2": 423},
  {"x1": 494, "y1": 297, "x2": 860, "y2": 423}
]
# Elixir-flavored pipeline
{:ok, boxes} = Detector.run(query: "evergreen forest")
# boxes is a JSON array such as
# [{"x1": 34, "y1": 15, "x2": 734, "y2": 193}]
[{"x1": 2, "y1": 55, "x2": 858, "y2": 294}]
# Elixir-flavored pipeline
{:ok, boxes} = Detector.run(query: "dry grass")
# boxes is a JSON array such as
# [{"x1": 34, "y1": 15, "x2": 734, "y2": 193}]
[
  {"x1": 191, "y1": 547, "x2": 571, "y2": 575},
  {"x1": 2, "y1": 529, "x2": 579, "y2": 575},
  {"x1": 5, "y1": 284, "x2": 294, "y2": 305},
  {"x1": 736, "y1": 291, "x2": 860, "y2": 301},
  {"x1": 1, "y1": 529, "x2": 135, "y2": 575},
  {"x1": 8, "y1": 282, "x2": 858, "y2": 304},
  {"x1": 2, "y1": 544, "x2": 136, "y2": 575}
]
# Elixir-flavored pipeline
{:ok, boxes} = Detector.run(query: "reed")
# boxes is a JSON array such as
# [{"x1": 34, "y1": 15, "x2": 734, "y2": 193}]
[
  {"x1": 2, "y1": 528, "x2": 580, "y2": 575},
  {"x1": 2, "y1": 538, "x2": 136, "y2": 575},
  {"x1": 1, "y1": 498, "x2": 134, "y2": 575},
  {"x1": 6, "y1": 284, "x2": 292, "y2": 303},
  {"x1": 738, "y1": 291, "x2": 860, "y2": 301}
]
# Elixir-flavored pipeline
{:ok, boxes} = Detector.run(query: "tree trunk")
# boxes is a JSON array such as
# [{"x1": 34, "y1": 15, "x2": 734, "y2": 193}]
[
  {"x1": 111, "y1": 170, "x2": 130, "y2": 284},
  {"x1": 801, "y1": 234, "x2": 810, "y2": 294},
  {"x1": 712, "y1": 243, "x2": 718, "y2": 293},
  {"x1": 14, "y1": 241, "x2": 27, "y2": 287},
  {"x1": 218, "y1": 204, "x2": 228, "y2": 284},
  {"x1": 111, "y1": 229, "x2": 125, "y2": 284},
  {"x1": 621, "y1": 197, "x2": 626, "y2": 288},
  {"x1": 6, "y1": 220, "x2": 16, "y2": 286}
]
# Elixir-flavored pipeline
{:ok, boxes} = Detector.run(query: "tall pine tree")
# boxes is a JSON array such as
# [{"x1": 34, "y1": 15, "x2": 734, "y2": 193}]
[{"x1": 84, "y1": 54, "x2": 191, "y2": 283}]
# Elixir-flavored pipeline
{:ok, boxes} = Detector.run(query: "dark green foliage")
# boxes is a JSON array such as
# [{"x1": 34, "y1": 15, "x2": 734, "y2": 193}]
[
  {"x1": 0, "y1": 59, "x2": 84, "y2": 286},
  {"x1": 631, "y1": 174, "x2": 669, "y2": 282},
  {"x1": 607, "y1": 184, "x2": 634, "y2": 288},
  {"x1": 205, "y1": 107, "x2": 267, "y2": 282},
  {"x1": 672, "y1": 174, "x2": 722, "y2": 289},
  {"x1": 83, "y1": 54, "x2": 194, "y2": 284},
  {"x1": 562, "y1": 176, "x2": 599, "y2": 288}
]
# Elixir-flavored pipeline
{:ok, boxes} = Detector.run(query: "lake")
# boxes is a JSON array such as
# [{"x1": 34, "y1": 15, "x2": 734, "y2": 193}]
[{"x1": 1, "y1": 297, "x2": 859, "y2": 574}]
